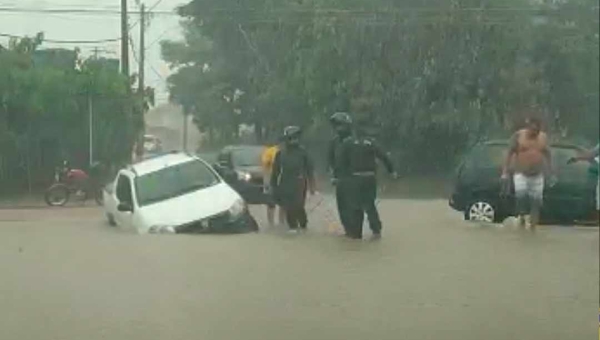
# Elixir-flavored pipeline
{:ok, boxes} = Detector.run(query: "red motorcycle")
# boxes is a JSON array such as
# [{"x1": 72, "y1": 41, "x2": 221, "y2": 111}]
[{"x1": 44, "y1": 161, "x2": 104, "y2": 207}]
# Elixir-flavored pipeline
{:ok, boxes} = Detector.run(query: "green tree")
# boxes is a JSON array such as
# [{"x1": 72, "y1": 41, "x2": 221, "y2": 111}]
[
  {"x1": 0, "y1": 34, "x2": 145, "y2": 193},
  {"x1": 163, "y1": 0, "x2": 599, "y2": 173}
]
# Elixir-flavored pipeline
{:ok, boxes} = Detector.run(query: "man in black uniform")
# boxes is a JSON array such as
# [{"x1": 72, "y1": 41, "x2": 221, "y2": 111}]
[
  {"x1": 339, "y1": 123, "x2": 397, "y2": 240},
  {"x1": 327, "y1": 112, "x2": 354, "y2": 235},
  {"x1": 270, "y1": 126, "x2": 316, "y2": 234}
]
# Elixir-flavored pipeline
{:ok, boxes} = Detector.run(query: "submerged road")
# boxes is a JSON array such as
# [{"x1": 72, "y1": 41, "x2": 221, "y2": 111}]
[{"x1": 0, "y1": 199, "x2": 598, "y2": 340}]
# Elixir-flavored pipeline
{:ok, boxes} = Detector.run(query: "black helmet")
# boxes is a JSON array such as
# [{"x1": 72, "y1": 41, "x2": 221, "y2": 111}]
[
  {"x1": 283, "y1": 126, "x2": 302, "y2": 139},
  {"x1": 329, "y1": 112, "x2": 353, "y2": 126}
]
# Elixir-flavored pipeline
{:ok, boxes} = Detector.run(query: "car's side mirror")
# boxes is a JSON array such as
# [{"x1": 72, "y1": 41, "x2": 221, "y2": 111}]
[{"x1": 117, "y1": 202, "x2": 133, "y2": 212}]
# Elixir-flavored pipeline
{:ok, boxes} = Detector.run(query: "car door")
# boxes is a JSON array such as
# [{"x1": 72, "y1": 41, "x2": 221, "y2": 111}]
[
  {"x1": 114, "y1": 173, "x2": 135, "y2": 229},
  {"x1": 460, "y1": 145, "x2": 507, "y2": 196},
  {"x1": 542, "y1": 146, "x2": 591, "y2": 221}
]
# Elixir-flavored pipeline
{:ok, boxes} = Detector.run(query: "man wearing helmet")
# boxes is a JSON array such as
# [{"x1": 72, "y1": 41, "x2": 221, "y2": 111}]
[
  {"x1": 338, "y1": 119, "x2": 397, "y2": 240},
  {"x1": 328, "y1": 112, "x2": 354, "y2": 235},
  {"x1": 270, "y1": 126, "x2": 316, "y2": 233}
]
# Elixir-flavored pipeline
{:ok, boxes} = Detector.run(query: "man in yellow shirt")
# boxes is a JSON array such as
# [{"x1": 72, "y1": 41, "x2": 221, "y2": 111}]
[{"x1": 262, "y1": 141, "x2": 286, "y2": 226}]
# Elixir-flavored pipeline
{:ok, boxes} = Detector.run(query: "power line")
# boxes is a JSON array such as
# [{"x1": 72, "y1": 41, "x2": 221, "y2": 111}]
[
  {"x1": 0, "y1": 33, "x2": 120, "y2": 44},
  {"x1": 166, "y1": 6, "x2": 600, "y2": 14},
  {"x1": 130, "y1": 0, "x2": 165, "y2": 33},
  {"x1": 130, "y1": 1, "x2": 173, "y2": 46},
  {"x1": 148, "y1": 0, "x2": 166, "y2": 13},
  {"x1": 150, "y1": 64, "x2": 167, "y2": 83},
  {"x1": 1, "y1": 6, "x2": 597, "y2": 15},
  {"x1": 146, "y1": 24, "x2": 180, "y2": 50},
  {"x1": 176, "y1": 18, "x2": 600, "y2": 27},
  {"x1": 0, "y1": 7, "x2": 175, "y2": 15}
]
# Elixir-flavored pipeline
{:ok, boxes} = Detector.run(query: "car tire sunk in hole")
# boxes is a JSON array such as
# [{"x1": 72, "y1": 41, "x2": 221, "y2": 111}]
[
  {"x1": 245, "y1": 214, "x2": 259, "y2": 233},
  {"x1": 464, "y1": 199, "x2": 502, "y2": 223}
]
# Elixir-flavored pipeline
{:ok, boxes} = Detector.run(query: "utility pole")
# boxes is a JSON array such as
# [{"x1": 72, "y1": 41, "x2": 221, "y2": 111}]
[
  {"x1": 120, "y1": 0, "x2": 129, "y2": 77},
  {"x1": 89, "y1": 94, "x2": 94, "y2": 167},
  {"x1": 138, "y1": 3, "x2": 145, "y2": 93},
  {"x1": 121, "y1": 0, "x2": 133, "y2": 163},
  {"x1": 183, "y1": 107, "x2": 189, "y2": 152},
  {"x1": 135, "y1": 3, "x2": 146, "y2": 159}
]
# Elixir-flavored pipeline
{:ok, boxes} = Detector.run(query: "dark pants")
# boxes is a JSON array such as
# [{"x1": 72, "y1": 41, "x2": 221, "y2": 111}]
[
  {"x1": 347, "y1": 175, "x2": 381, "y2": 239},
  {"x1": 335, "y1": 179, "x2": 352, "y2": 234},
  {"x1": 275, "y1": 179, "x2": 308, "y2": 230},
  {"x1": 286, "y1": 206, "x2": 308, "y2": 230}
]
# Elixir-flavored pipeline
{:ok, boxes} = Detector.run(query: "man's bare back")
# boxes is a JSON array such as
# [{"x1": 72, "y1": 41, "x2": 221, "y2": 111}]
[{"x1": 512, "y1": 129, "x2": 549, "y2": 176}]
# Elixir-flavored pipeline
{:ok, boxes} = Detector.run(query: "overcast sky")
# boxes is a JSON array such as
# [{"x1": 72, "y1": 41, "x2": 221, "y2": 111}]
[{"x1": 0, "y1": 0, "x2": 188, "y2": 104}]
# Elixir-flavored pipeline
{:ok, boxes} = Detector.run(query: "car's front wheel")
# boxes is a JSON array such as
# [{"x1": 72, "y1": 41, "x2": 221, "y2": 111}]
[{"x1": 465, "y1": 200, "x2": 501, "y2": 223}]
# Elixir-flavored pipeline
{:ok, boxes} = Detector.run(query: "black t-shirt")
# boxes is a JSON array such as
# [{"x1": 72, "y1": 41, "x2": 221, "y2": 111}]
[
  {"x1": 339, "y1": 137, "x2": 394, "y2": 175},
  {"x1": 270, "y1": 146, "x2": 314, "y2": 187}
]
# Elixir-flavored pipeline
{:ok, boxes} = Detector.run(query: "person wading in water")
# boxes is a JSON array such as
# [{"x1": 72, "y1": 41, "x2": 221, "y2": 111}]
[
  {"x1": 270, "y1": 126, "x2": 316, "y2": 234},
  {"x1": 502, "y1": 117, "x2": 554, "y2": 231}
]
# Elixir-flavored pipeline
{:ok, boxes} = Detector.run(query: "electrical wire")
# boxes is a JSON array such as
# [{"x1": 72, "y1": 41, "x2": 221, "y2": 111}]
[
  {"x1": 130, "y1": 0, "x2": 170, "y2": 34},
  {"x1": 0, "y1": 7, "x2": 175, "y2": 15},
  {"x1": 148, "y1": 0, "x2": 166, "y2": 13},
  {"x1": 0, "y1": 32, "x2": 120, "y2": 44},
  {"x1": 150, "y1": 64, "x2": 167, "y2": 82},
  {"x1": 0, "y1": 6, "x2": 596, "y2": 15},
  {"x1": 146, "y1": 24, "x2": 180, "y2": 51}
]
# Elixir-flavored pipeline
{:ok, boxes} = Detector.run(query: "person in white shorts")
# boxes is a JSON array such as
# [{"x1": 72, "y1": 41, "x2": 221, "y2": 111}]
[
  {"x1": 569, "y1": 143, "x2": 599, "y2": 222},
  {"x1": 502, "y1": 117, "x2": 554, "y2": 230}
]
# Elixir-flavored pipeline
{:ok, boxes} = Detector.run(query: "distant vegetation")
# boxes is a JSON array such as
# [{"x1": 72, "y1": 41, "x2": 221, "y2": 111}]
[
  {"x1": 0, "y1": 34, "x2": 150, "y2": 193},
  {"x1": 163, "y1": 0, "x2": 599, "y2": 174}
]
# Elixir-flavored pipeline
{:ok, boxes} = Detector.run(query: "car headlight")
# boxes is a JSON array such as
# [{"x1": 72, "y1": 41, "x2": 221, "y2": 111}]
[
  {"x1": 228, "y1": 199, "x2": 246, "y2": 219},
  {"x1": 149, "y1": 225, "x2": 176, "y2": 234},
  {"x1": 236, "y1": 171, "x2": 252, "y2": 182}
]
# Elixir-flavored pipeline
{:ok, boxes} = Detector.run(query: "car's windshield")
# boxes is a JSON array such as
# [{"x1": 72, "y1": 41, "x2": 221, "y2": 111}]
[
  {"x1": 231, "y1": 147, "x2": 264, "y2": 167},
  {"x1": 135, "y1": 159, "x2": 219, "y2": 206}
]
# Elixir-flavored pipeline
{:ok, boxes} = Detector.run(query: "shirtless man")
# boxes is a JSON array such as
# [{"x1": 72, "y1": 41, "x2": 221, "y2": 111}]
[{"x1": 502, "y1": 117, "x2": 553, "y2": 230}]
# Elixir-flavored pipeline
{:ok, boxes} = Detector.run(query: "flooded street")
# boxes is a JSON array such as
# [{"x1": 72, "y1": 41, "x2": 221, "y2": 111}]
[{"x1": 0, "y1": 199, "x2": 598, "y2": 340}]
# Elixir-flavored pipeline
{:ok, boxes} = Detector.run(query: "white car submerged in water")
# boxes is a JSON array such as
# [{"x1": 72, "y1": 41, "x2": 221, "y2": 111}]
[{"x1": 103, "y1": 152, "x2": 259, "y2": 234}]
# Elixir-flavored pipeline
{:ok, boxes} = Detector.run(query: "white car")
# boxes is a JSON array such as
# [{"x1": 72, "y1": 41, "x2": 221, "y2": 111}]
[{"x1": 103, "y1": 152, "x2": 259, "y2": 234}]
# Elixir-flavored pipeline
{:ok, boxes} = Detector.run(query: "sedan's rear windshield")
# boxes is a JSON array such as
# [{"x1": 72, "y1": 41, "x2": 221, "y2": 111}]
[
  {"x1": 467, "y1": 143, "x2": 586, "y2": 170},
  {"x1": 467, "y1": 144, "x2": 507, "y2": 168},
  {"x1": 135, "y1": 159, "x2": 220, "y2": 206},
  {"x1": 231, "y1": 147, "x2": 264, "y2": 167}
]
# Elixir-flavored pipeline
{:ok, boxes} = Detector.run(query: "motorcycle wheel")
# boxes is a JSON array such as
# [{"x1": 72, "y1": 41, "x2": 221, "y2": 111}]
[{"x1": 45, "y1": 184, "x2": 70, "y2": 207}]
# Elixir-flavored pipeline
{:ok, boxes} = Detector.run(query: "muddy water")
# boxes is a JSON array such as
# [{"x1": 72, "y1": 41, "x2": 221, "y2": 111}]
[{"x1": 0, "y1": 200, "x2": 597, "y2": 340}]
